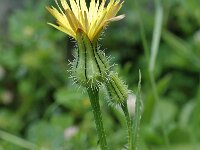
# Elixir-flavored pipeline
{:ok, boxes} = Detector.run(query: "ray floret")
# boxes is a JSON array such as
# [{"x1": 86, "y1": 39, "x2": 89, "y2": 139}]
[{"x1": 46, "y1": 0, "x2": 125, "y2": 41}]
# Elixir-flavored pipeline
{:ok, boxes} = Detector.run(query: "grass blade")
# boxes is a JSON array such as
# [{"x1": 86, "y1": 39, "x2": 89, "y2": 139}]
[
  {"x1": 149, "y1": 0, "x2": 163, "y2": 72},
  {"x1": 132, "y1": 70, "x2": 142, "y2": 149}
]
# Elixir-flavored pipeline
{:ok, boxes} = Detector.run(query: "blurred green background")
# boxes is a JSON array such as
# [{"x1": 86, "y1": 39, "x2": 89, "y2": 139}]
[{"x1": 0, "y1": 0, "x2": 200, "y2": 149}]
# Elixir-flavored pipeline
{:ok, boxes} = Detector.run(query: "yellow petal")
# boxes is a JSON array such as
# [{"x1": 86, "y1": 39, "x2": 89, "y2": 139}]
[
  {"x1": 106, "y1": 14, "x2": 125, "y2": 22},
  {"x1": 89, "y1": 9, "x2": 107, "y2": 38},
  {"x1": 79, "y1": 11, "x2": 85, "y2": 27},
  {"x1": 69, "y1": 0, "x2": 79, "y2": 18},
  {"x1": 65, "y1": 9, "x2": 78, "y2": 32},
  {"x1": 80, "y1": 0, "x2": 88, "y2": 14},
  {"x1": 84, "y1": 11, "x2": 89, "y2": 32},
  {"x1": 47, "y1": 23, "x2": 75, "y2": 38},
  {"x1": 46, "y1": 0, "x2": 125, "y2": 41},
  {"x1": 60, "y1": 0, "x2": 70, "y2": 10},
  {"x1": 88, "y1": 0, "x2": 95, "y2": 21},
  {"x1": 105, "y1": 1, "x2": 123, "y2": 21},
  {"x1": 55, "y1": 0, "x2": 65, "y2": 15},
  {"x1": 98, "y1": 0, "x2": 106, "y2": 16},
  {"x1": 107, "y1": 0, "x2": 115, "y2": 10},
  {"x1": 47, "y1": 6, "x2": 72, "y2": 31}
]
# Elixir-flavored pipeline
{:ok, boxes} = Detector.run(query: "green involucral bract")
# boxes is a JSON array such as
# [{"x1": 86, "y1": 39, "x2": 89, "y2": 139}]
[
  {"x1": 72, "y1": 29, "x2": 110, "y2": 89},
  {"x1": 105, "y1": 72, "x2": 129, "y2": 105}
]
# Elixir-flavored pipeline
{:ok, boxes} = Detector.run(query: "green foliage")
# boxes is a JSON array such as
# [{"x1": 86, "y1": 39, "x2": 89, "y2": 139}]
[{"x1": 0, "y1": 0, "x2": 200, "y2": 149}]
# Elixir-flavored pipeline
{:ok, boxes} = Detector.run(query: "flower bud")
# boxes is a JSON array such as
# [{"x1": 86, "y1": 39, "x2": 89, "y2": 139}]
[
  {"x1": 72, "y1": 29, "x2": 110, "y2": 88},
  {"x1": 105, "y1": 72, "x2": 129, "y2": 105}
]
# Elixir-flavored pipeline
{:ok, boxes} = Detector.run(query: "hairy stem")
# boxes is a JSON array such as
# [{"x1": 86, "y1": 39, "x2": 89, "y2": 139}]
[
  {"x1": 121, "y1": 102, "x2": 133, "y2": 150},
  {"x1": 87, "y1": 88, "x2": 108, "y2": 150}
]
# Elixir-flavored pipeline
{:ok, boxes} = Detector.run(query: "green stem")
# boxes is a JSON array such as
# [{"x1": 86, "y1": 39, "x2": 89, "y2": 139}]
[
  {"x1": 87, "y1": 88, "x2": 108, "y2": 150},
  {"x1": 121, "y1": 102, "x2": 133, "y2": 150},
  {"x1": 0, "y1": 130, "x2": 36, "y2": 150}
]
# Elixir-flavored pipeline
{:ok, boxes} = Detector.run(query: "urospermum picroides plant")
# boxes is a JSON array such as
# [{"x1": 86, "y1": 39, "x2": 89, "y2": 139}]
[{"x1": 46, "y1": 0, "x2": 138, "y2": 149}]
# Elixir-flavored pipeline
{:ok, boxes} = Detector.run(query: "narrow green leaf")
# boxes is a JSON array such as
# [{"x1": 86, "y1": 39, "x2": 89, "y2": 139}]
[
  {"x1": 133, "y1": 70, "x2": 142, "y2": 149},
  {"x1": 149, "y1": 1, "x2": 163, "y2": 72}
]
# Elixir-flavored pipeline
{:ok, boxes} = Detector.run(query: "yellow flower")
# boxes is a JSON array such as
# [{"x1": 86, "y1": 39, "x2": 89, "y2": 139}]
[{"x1": 46, "y1": 0, "x2": 125, "y2": 41}]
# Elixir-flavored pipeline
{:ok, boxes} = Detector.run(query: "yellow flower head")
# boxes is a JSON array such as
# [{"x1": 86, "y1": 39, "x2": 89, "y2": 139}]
[{"x1": 46, "y1": 0, "x2": 125, "y2": 41}]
